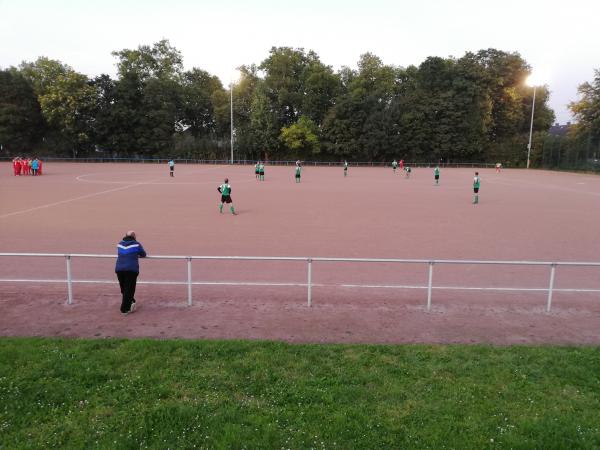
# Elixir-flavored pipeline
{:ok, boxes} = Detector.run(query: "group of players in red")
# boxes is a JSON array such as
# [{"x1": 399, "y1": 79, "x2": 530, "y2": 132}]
[{"x1": 12, "y1": 157, "x2": 43, "y2": 176}]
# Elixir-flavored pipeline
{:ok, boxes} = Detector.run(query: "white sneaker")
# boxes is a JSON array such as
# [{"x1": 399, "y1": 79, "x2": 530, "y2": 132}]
[{"x1": 130, "y1": 302, "x2": 136, "y2": 313}]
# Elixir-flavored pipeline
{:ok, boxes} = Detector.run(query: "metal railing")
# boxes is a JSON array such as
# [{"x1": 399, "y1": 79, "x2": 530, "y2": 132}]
[{"x1": 1, "y1": 253, "x2": 599, "y2": 312}]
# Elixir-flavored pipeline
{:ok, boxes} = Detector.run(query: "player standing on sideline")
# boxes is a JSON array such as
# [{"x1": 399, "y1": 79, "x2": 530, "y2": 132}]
[
  {"x1": 496, "y1": 162, "x2": 502, "y2": 173},
  {"x1": 434, "y1": 165, "x2": 440, "y2": 185},
  {"x1": 295, "y1": 162, "x2": 302, "y2": 183},
  {"x1": 168, "y1": 159, "x2": 174, "y2": 177},
  {"x1": 343, "y1": 160, "x2": 348, "y2": 177},
  {"x1": 473, "y1": 172, "x2": 481, "y2": 204},
  {"x1": 218, "y1": 178, "x2": 236, "y2": 214},
  {"x1": 255, "y1": 161, "x2": 260, "y2": 179},
  {"x1": 392, "y1": 160, "x2": 398, "y2": 174}
]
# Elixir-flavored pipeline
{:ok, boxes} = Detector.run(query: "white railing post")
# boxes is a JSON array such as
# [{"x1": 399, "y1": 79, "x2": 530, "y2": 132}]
[
  {"x1": 427, "y1": 261, "x2": 434, "y2": 311},
  {"x1": 546, "y1": 263, "x2": 556, "y2": 312},
  {"x1": 307, "y1": 258, "x2": 312, "y2": 307},
  {"x1": 187, "y1": 257, "x2": 193, "y2": 306},
  {"x1": 65, "y1": 255, "x2": 73, "y2": 305}
]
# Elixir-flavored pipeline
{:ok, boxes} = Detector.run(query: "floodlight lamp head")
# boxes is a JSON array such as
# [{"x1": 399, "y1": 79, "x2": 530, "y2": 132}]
[
  {"x1": 526, "y1": 71, "x2": 548, "y2": 87},
  {"x1": 229, "y1": 69, "x2": 241, "y2": 86}
]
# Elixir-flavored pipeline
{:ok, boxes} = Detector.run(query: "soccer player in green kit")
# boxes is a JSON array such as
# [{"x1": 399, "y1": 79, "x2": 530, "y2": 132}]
[
  {"x1": 295, "y1": 163, "x2": 302, "y2": 183},
  {"x1": 392, "y1": 160, "x2": 398, "y2": 173},
  {"x1": 434, "y1": 166, "x2": 440, "y2": 185},
  {"x1": 254, "y1": 162, "x2": 260, "y2": 179},
  {"x1": 218, "y1": 178, "x2": 236, "y2": 214},
  {"x1": 472, "y1": 172, "x2": 481, "y2": 204},
  {"x1": 258, "y1": 162, "x2": 265, "y2": 181}
]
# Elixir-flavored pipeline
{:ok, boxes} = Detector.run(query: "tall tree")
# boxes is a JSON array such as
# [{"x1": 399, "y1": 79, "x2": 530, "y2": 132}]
[
  {"x1": 180, "y1": 68, "x2": 225, "y2": 137},
  {"x1": 0, "y1": 69, "x2": 44, "y2": 152},
  {"x1": 322, "y1": 53, "x2": 399, "y2": 161},
  {"x1": 569, "y1": 69, "x2": 600, "y2": 146},
  {"x1": 19, "y1": 57, "x2": 70, "y2": 96},
  {"x1": 109, "y1": 40, "x2": 184, "y2": 156},
  {"x1": 38, "y1": 70, "x2": 96, "y2": 157},
  {"x1": 19, "y1": 57, "x2": 96, "y2": 156},
  {"x1": 112, "y1": 39, "x2": 183, "y2": 82}
]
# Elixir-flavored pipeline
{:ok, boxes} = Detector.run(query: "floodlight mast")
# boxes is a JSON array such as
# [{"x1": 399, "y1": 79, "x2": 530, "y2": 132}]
[
  {"x1": 527, "y1": 84, "x2": 537, "y2": 169},
  {"x1": 230, "y1": 83, "x2": 234, "y2": 165}
]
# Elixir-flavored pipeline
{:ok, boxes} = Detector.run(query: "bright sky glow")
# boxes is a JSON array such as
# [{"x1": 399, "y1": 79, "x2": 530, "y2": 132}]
[{"x1": 1, "y1": 0, "x2": 598, "y2": 123}]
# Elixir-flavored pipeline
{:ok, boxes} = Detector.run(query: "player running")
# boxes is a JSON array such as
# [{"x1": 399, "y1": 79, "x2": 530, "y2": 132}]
[
  {"x1": 392, "y1": 160, "x2": 398, "y2": 173},
  {"x1": 405, "y1": 166, "x2": 411, "y2": 178},
  {"x1": 473, "y1": 172, "x2": 481, "y2": 204},
  {"x1": 218, "y1": 178, "x2": 236, "y2": 215},
  {"x1": 434, "y1": 166, "x2": 440, "y2": 185}
]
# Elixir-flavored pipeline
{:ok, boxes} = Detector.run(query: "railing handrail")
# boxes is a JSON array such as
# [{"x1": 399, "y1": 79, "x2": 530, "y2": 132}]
[
  {"x1": 1, "y1": 252, "x2": 600, "y2": 267},
  {"x1": 1, "y1": 253, "x2": 599, "y2": 312}
]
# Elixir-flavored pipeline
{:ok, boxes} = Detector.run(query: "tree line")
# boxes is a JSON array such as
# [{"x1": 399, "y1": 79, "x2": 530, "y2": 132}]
[
  {"x1": 1, "y1": 40, "x2": 559, "y2": 164},
  {"x1": 541, "y1": 69, "x2": 600, "y2": 171}
]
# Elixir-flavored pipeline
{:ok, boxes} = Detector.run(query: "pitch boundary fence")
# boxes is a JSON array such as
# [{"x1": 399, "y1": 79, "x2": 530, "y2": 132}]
[
  {"x1": 1, "y1": 157, "x2": 495, "y2": 169},
  {"x1": 1, "y1": 253, "x2": 600, "y2": 312}
]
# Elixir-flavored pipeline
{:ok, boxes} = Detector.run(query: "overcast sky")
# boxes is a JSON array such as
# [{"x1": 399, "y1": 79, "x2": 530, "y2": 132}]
[{"x1": 1, "y1": 0, "x2": 597, "y2": 123}]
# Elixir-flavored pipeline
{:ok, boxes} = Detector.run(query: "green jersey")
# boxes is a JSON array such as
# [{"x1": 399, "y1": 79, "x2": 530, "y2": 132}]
[
  {"x1": 219, "y1": 183, "x2": 231, "y2": 196},
  {"x1": 259, "y1": 163, "x2": 264, "y2": 172},
  {"x1": 254, "y1": 163, "x2": 259, "y2": 171},
  {"x1": 473, "y1": 176, "x2": 480, "y2": 189},
  {"x1": 434, "y1": 167, "x2": 439, "y2": 176},
  {"x1": 295, "y1": 166, "x2": 302, "y2": 175}
]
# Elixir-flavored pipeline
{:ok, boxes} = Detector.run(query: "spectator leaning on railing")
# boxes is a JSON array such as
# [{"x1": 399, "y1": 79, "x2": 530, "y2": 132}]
[{"x1": 115, "y1": 231, "x2": 147, "y2": 315}]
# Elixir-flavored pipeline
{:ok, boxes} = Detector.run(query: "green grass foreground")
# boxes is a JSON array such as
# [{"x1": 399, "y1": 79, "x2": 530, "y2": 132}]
[{"x1": 1, "y1": 339, "x2": 599, "y2": 449}]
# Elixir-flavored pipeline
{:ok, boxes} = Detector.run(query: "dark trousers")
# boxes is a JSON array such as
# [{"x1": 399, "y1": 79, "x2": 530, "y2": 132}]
[{"x1": 117, "y1": 271, "x2": 138, "y2": 313}]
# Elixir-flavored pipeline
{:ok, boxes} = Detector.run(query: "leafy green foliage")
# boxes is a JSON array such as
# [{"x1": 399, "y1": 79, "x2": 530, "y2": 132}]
[
  {"x1": 5, "y1": 43, "x2": 557, "y2": 163},
  {"x1": 280, "y1": 115, "x2": 320, "y2": 156},
  {"x1": 569, "y1": 69, "x2": 600, "y2": 145},
  {"x1": 0, "y1": 69, "x2": 44, "y2": 152}
]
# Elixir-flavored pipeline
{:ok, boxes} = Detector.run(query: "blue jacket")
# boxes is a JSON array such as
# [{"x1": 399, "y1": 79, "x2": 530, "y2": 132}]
[{"x1": 115, "y1": 236, "x2": 146, "y2": 273}]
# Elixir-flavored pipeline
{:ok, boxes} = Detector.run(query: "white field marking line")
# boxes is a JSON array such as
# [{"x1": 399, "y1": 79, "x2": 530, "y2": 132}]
[
  {"x1": 75, "y1": 166, "x2": 223, "y2": 184},
  {"x1": 0, "y1": 177, "x2": 163, "y2": 220},
  {"x1": 1, "y1": 278, "x2": 600, "y2": 293}
]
